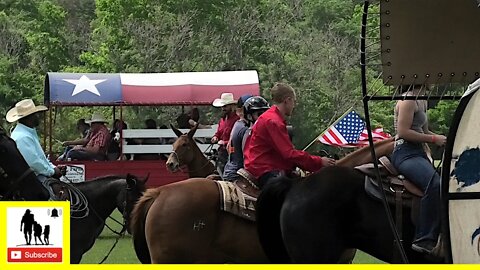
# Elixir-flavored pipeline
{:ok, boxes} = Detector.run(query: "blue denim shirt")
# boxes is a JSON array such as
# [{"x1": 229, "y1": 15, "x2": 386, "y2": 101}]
[{"x1": 11, "y1": 123, "x2": 55, "y2": 177}]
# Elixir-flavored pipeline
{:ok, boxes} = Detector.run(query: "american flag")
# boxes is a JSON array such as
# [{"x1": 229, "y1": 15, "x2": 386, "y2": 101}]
[
  {"x1": 318, "y1": 110, "x2": 366, "y2": 147},
  {"x1": 350, "y1": 127, "x2": 392, "y2": 147}
]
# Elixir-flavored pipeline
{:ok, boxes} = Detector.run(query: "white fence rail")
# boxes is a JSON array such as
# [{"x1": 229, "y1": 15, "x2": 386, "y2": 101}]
[{"x1": 121, "y1": 126, "x2": 218, "y2": 154}]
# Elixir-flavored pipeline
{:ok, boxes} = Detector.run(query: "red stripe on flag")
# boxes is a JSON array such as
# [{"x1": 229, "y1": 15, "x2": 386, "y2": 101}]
[{"x1": 122, "y1": 84, "x2": 259, "y2": 105}]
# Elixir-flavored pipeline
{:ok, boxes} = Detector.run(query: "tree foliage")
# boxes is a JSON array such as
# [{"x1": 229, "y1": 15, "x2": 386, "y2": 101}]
[{"x1": 0, "y1": 0, "x2": 460, "y2": 154}]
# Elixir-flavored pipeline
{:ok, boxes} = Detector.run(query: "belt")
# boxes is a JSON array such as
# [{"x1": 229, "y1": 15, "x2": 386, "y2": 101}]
[{"x1": 394, "y1": 139, "x2": 405, "y2": 147}]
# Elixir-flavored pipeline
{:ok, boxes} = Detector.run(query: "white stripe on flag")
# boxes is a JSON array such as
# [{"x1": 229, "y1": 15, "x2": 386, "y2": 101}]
[{"x1": 320, "y1": 126, "x2": 348, "y2": 145}]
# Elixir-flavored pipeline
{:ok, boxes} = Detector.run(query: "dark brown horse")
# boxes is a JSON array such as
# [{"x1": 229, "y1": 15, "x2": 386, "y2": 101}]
[
  {"x1": 0, "y1": 127, "x2": 148, "y2": 263},
  {"x1": 0, "y1": 127, "x2": 49, "y2": 200},
  {"x1": 131, "y1": 125, "x2": 394, "y2": 263},
  {"x1": 255, "y1": 138, "x2": 440, "y2": 263},
  {"x1": 69, "y1": 174, "x2": 147, "y2": 263}
]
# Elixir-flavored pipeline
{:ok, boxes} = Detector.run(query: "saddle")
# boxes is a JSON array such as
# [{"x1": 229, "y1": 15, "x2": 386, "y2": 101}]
[
  {"x1": 235, "y1": 168, "x2": 260, "y2": 198},
  {"x1": 356, "y1": 156, "x2": 424, "y2": 257},
  {"x1": 48, "y1": 178, "x2": 71, "y2": 201},
  {"x1": 356, "y1": 156, "x2": 424, "y2": 201},
  {"x1": 215, "y1": 168, "x2": 260, "y2": 221}
]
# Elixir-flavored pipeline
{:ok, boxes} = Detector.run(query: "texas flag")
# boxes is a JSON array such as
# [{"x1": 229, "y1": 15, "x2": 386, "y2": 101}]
[
  {"x1": 46, "y1": 73, "x2": 122, "y2": 105},
  {"x1": 45, "y1": 71, "x2": 260, "y2": 106}
]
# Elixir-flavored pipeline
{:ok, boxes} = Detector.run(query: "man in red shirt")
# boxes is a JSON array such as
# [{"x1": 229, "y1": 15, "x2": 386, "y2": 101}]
[
  {"x1": 67, "y1": 113, "x2": 110, "y2": 161},
  {"x1": 243, "y1": 83, "x2": 335, "y2": 188},
  {"x1": 212, "y1": 93, "x2": 240, "y2": 176}
]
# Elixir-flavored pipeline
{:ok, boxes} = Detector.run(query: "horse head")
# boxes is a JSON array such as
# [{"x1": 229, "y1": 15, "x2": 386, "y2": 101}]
[
  {"x1": 0, "y1": 127, "x2": 49, "y2": 200},
  {"x1": 166, "y1": 124, "x2": 199, "y2": 172},
  {"x1": 124, "y1": 173, "x2": 148, "y2": 234}
]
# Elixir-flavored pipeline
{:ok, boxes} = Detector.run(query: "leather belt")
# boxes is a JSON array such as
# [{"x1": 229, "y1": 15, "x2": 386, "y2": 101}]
[{"x1": 394, "y1": 139, "x2": 405, "y2": 148}]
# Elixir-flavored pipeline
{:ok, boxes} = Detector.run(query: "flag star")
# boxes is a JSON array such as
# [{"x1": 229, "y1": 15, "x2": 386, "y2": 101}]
[{"x1": 63, "y1": 75, "x2": 107, "y2": 96}]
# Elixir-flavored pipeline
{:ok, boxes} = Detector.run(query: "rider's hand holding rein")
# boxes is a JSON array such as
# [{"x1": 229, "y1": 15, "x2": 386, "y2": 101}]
[
  {"x1": 53, "y1": 165, "x2": 66, "y2": 178},
  {"x1": 321, "y1": 157, "x2": 336, "y2": 167}
]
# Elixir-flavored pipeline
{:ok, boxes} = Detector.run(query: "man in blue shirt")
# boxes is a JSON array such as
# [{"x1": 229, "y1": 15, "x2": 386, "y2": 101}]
[{"x1": 6, "y1": 99, "x2": 64, "y2": 196}]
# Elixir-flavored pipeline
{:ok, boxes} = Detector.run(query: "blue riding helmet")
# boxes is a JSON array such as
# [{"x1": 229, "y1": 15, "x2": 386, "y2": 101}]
[
  {"x1": 237, "y1": 94, "x2": 254, "y2": 108},
  {"x1": 243, "y1": 96, "x2": 270, "y2": 123}
]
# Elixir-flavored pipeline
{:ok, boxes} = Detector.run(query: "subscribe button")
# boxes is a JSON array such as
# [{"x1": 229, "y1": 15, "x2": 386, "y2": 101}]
[{"x1": 7, "y1": 247, "x2": 62, "y2": 263}]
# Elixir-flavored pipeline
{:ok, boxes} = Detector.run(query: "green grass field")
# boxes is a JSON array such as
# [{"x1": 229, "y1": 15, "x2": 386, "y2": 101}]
[{"x1": 80, "y1": 210, "x2": 384, "y2": 264}]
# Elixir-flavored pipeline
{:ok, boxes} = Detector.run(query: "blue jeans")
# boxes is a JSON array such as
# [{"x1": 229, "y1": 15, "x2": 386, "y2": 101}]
[
  {"x1": 258, "y1": 171, "x2": 284, "y2": 189},
  {"x1": 391, "y1": 141, "x2": 440, "y2": 243},
  {"x1": 67, "y1": 149, "x2": 105, "y2": 161}
]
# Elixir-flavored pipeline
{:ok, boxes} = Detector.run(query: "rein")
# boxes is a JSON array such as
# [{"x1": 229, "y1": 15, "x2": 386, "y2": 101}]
[
  {"x1": 0, "y1": 167, "x2": 35, "y2": 201},
  {"x1": 94, "y1": 179, "x2": 131, "y2": 264},
  {"x1": 98, "y1": 181, "x2": 136, "y2": 264},
  {"x1": 97, "y1": 206, "x2": 127, "y2": 264}
]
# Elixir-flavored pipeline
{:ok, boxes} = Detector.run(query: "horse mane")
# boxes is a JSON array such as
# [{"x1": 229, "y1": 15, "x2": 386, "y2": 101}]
[
  {"x1": 88, "y1": 175, "x2": 128, "y2": 181},
  {"x1": 337, "y1": 137, "x2": 394, "y2": 168}
]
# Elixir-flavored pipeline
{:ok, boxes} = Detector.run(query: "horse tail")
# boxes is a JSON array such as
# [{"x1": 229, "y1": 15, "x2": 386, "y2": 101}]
[
  {"x1": 256, "y1": 175, "x2": 294, "y2": 263},
  {"x1": 130, "y1": 188, "x2": 161, "y2": 264}
]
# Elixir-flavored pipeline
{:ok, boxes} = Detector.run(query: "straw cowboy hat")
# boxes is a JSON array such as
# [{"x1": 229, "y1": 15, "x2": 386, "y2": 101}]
[
  {"x1": 212, "y1": 93, "x2": 237, "y2": 107},
  {"x1": 6, "y1": 99, "x2": 48, "y2": 123},
  {"x1": 85, "y1": 112, "x2": 108, "y2": 124}
]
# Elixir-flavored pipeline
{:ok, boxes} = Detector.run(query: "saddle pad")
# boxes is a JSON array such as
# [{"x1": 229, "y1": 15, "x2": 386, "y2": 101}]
[{"x1": 216, "y1": 181, "x2": 256, "y2": 222}]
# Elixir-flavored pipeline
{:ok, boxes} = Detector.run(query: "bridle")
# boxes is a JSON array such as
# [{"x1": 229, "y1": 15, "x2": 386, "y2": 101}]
[
  {"x1": 0, "y1": 166, "x2": 35, "y2": 201},
  {"x1": 169, "y1": 143, "x2": 216, "y2": 175}
]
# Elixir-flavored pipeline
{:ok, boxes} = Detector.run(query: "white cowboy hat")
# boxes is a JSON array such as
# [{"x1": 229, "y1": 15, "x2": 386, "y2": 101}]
[
  {"x1": 212, "y1": 93, "x2": 237, "y2": 107},
  {"x1": 85, "y1": 112, "x2": 108, "y2": 124},
  {"x1": 6, "y1": 99, "x2": 48, "y2": 123}
]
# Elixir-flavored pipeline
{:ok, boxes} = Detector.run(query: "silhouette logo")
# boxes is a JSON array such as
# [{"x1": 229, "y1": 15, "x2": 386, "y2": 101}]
[{"x1": 6, "y1": 207, "x2": 64, "y2": 263}]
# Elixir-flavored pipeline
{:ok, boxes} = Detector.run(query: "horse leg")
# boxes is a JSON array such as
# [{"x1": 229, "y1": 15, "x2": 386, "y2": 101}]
[
  {"x1": 70, "y1": 218, "x2": 103, "y2": 264},
  {"x1": 338, "y1": 249, "x2": 357, "y2": 263}
]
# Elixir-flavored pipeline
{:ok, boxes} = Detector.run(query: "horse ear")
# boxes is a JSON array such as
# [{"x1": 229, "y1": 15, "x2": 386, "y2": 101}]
[
  {"x1": 187, "y1": 123, "x2": 198, "y2": 139},
  {"x1": 126, "y1": 173, "x2": 136, "y2": 189},
  {"x1": 170, "y1": 124, "x2": 183, "y2": 138},
  {"x1": 143, "y1": 173, "x2": 150, "y2": 184}
]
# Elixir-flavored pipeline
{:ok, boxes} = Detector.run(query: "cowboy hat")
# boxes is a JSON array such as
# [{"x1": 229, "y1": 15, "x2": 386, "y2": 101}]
[
  {"x1": 212, "y1": 93, "x2": 237, "y2": 107},
  {"x1": 6, "y1": 99, "x2": 48, "y2": 123},
  {"x1": 85, "y1": 112, "x2": 108, "y2": 124}
]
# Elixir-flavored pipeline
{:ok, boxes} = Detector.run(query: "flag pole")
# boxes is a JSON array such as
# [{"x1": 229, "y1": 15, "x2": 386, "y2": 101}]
[{"x1": 302, "y1": 107, "x2": 354, "y2": 151}]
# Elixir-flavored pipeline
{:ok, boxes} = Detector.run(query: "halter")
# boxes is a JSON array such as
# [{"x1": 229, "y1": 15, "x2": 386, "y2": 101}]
[
  {"x1": 170, "y1": 146, "x2": 216, "y2": 175},
  {"x1": 0, "y1": 167, "x2": 35, "y2": 201}
]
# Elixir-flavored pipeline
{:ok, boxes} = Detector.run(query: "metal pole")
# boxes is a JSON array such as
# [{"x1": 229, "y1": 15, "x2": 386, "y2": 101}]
[{"x1": 360, "y1": 1, "x2": 408, "y2": 263}]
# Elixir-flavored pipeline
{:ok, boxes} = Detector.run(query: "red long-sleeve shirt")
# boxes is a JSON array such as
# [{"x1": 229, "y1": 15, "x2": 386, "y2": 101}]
[
  {"x1": 243, "y1": 105, "x2": 324, "y2": 179},
  {"x1": 214, "y1": 111, "x2": 239, "y2": 144}
]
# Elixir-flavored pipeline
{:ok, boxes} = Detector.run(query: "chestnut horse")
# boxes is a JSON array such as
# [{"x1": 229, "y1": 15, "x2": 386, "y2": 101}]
[{"x1": 130, "y1": 125, "x2": 393, "y2": 263}]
